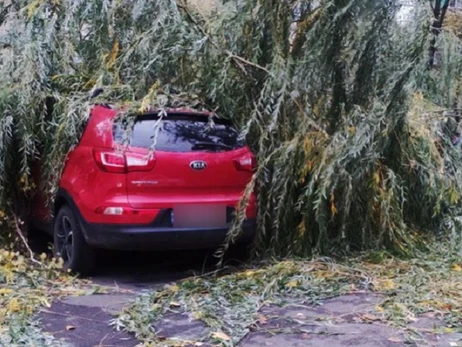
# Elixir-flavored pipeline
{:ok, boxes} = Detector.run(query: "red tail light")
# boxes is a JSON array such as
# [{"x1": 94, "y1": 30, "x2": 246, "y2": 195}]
[
  {"x1": 93, "y1": 149, "x2": 156, "y2": 173},
  {"x1": 233, "y1": 153, "x2": 257, "y2": 172}
]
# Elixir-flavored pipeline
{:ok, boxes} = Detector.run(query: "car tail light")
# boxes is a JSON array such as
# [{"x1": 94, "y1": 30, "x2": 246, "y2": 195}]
[
  {"x1": 125, "y1": 153, "x2": 156, "y2": 172},
  {"x1": 233, "y1": 153, "x2": 257, "y2": 172},
  {"x1": 93, "y1": 149, "x2": 156, "y2": 173}
]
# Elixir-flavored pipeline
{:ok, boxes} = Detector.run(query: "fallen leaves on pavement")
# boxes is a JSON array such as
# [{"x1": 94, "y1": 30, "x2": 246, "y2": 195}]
[
  {"x1": 211, "y1": 331, "x2": 231, "y2": 341},
  {"x1": 0, "y1": 249, "x2": 96, "y2": 346},
  {"x1": 115, "y1": 240, "x2": 462, "y2": 347}
]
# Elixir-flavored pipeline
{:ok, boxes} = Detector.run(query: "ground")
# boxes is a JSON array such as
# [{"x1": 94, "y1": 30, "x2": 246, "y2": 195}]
[
  {"x1": 28, "y1": 248, "x2": 462, "y2": 347},
  {"x1": 38, "y1": 292, "x2": 462, "y2": 347}
]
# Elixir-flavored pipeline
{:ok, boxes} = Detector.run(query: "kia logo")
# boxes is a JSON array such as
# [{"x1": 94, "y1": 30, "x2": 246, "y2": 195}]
[{"x1": 190, "y1": 160, "x2": 207, "y2": 170}]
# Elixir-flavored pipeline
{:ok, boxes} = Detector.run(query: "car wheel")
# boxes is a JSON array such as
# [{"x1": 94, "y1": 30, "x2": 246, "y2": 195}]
[{"x1": 54, "y1": 205, "x2": 96, "y2": 275}]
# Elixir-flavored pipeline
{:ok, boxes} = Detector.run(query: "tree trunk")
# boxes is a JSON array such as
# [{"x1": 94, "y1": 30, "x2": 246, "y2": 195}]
[{"x1": 429, "y1": 0, "x2": 450, "y2": 69}]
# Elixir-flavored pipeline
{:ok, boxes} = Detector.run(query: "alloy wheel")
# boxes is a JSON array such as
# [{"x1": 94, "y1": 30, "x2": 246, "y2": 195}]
[{"x1": 56, "y1": 215, "x2": 74, "y2": 263}]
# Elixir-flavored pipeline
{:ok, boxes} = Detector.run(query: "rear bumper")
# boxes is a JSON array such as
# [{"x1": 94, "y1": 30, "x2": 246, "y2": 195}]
[
  {"x1": 82, "y1": 221, "x2": 256, "y2": 251},
  {"x1": 55, "y1": 189, "x2": 256, "y2": 251}
]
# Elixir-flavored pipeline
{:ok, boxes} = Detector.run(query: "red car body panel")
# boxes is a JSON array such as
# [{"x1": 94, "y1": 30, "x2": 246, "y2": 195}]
[{"x1": 32, "y1": 105, "x2": 256, "y2": 250}]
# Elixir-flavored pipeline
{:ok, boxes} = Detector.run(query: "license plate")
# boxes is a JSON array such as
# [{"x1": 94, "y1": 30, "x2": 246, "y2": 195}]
[{"x1": 172, "y1": 204, "x2": 226, "y2": 228}]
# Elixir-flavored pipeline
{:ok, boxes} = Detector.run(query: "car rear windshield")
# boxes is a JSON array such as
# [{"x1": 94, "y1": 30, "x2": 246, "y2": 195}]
[{"x1": 113, "y1": 114, "x2": 244, "y2": 152}]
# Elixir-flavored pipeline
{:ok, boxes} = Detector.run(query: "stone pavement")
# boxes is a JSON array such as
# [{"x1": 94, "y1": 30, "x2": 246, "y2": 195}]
[
  {"x1": 38, "y1": 291, "x2": 462, "y2": 347},
  {"x1": 39, "y1": 299, "x2": 138, "y2": 347},
  {"x1": 32, "y1": 247, "x2": 462, "y2": 347}
]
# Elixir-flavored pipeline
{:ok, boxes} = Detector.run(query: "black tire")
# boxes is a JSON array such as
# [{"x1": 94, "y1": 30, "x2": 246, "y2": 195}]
[{"x1": 53, "y1": 205, "x2": 96, "y2": 276}]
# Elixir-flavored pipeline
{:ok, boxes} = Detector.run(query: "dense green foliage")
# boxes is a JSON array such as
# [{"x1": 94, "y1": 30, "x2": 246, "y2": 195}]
[{"x1": 0, "y1": 0, "x2": 462, "y2": 256}]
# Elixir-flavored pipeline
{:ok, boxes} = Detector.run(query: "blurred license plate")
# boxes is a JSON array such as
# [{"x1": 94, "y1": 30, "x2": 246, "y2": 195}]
[{"x1": 173, "y1": 204, "x2": 226, "y2": 228}]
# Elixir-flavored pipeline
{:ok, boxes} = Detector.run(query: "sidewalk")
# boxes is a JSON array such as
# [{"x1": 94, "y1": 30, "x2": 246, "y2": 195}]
[{"x1": 38, "y1": 291, "x2": 462, "y2": 347}]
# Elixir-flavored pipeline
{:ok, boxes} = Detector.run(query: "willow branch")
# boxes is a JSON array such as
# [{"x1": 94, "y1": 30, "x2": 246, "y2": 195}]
[
  {"x1": 178, "y1": 1, "x2": 271, "y2": 76},
  {"x1": 13, "y1": 215, "x2": 42, "y2": 265}
]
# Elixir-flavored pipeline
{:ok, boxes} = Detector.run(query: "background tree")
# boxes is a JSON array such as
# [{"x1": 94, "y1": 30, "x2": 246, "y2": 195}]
[{"x1": 429, "y1": 0, "x2": 451, "y2": 68}]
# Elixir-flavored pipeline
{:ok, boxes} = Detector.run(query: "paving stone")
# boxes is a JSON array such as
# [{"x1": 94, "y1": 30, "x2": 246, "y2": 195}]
[
  {"x1": 38, "y1": 302, "x2": 138, "y2": 347},
  {"x1": 154, "y1": 312, "x2": 210, "y2": 341},
  {"x1": 259, "y1": 293, "x2": 382, "y2": 325},
  {"x1": 61, "y1": 294, "x2": 134, "y2": 315},
  {"x1": 241, "y1": 322, "x2": 404, "y2": 346}
]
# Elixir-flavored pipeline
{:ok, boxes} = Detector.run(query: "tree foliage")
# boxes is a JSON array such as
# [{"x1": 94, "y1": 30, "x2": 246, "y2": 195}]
[{"x1": 0, "y1": 0, "x2": 462, "y2": 257}]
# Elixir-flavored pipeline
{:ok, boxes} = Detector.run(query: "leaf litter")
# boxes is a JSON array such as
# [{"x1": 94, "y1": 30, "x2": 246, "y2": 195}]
[
  {"x1": 114, "y1": 239, "x2": 462, "y2": 346},
  {"x1": 0, "y1": 250, "x2": 100, "y2": 346},
  {"x1": 1, "y1": 239, "x2": 461, "y2": 347}
]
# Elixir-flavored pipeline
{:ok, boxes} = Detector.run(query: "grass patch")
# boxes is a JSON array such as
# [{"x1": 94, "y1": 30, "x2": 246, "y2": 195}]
[
  {"x1": 0, "y1": 250, "x2": 98, "y2": 346},
  {"x1": 114, "y1": 240, "x2": 462, "y2": 346}
]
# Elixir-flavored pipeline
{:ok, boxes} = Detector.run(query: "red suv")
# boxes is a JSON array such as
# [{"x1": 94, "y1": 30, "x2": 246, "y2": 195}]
[{"x1": 32, "y1": 105, "x2": 256, "y2": 274}]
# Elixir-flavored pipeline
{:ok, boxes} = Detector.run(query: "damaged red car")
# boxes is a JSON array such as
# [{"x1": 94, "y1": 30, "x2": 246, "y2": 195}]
[{"x1": 32, "y1": 105, "x2": 256, "y2": 274}]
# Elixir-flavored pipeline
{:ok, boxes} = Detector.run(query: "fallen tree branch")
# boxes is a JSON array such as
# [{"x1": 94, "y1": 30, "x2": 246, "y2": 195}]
[
  {"x1": 225, "y1": 50, "x2": 271, "y2": 75},
  {"x1": 13, "y1": 214, "x2": 42, "y2": 266},
  {"x1": 178, "y1": 1, "x2": 271, "y2": 75}
]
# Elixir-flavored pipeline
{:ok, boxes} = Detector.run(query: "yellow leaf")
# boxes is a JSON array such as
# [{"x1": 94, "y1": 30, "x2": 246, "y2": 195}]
[
  {"x1": 330, "y1": 194, "x2": 337, "y2": 216},
  {"x1": 139, "y1": 81, "x2": 160, "y2": 112},
  {"x1": 257, "y1": 314, "x2": 268, "y2": 325},
  {"x1": 361, "y1": 313, "x2": 380, "y2": 321},
  {"x1": 375, "y1": 305, "x2": 384, "y2": 312},
  {"x1": 381, "y1": 279, "x2": 396, "y2": 290},
  {"x1": 106, "y1": 39, "x2": 119, "y2": 68},
  {"x1": 25, "y1": 0, "x2": 41, "y2": 18},
  {"x1": 168, "y1": 285, "x2": 180, "y2": 293},
  {"x1": 441, "y1": 303, "x2": 453, "y2": 311},
  {"x1": 297, "y1": 221, "x2": 306, "y2": 238},
  {"x1": 374, "y1": 278, "x2": 395, "y2": 291},
  {"x1": 83, "y1": 78, "x2": 97, "y2": 90},
  {"x1": 66, "y1": 325, "x2": 75, "y2": 331},
  {"x1": 373, "y1": 171, "x2": 380, "y2": 185},
  {"x1": 303, "y1": 137, "x2": 311, "y2": 152},
  {"x1": 451, "y1": 264, "x2": 462, "y2": 272},
  {"x1": 243, "y1": 270, "x2": 256, "y2": 277},
  {"x1": 449, "y1": 186, "x2": 459, "y2": 204},
  {"x1": 211, "y1": 332, "x2": 231, "y2": 341},
  {"x1": 8, "y1": 298, "x2": 21, "y2": 313},
  {"x1": 0, "y1": 288, "x2": 13, "y2": 295},
  {"x1": 286, "y1": 280, "x2": 299, "y2": 288}
]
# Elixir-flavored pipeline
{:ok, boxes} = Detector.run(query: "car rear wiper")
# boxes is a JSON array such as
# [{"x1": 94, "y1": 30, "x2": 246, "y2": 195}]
[{"x1": 191, "y1": 142, "x2": 233, "y2": 151}]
